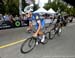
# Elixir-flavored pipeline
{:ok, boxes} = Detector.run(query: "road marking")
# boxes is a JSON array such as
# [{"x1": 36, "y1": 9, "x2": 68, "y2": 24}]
[{"x1": 0, "y1": 39, "x2": 27, "y2": 49}]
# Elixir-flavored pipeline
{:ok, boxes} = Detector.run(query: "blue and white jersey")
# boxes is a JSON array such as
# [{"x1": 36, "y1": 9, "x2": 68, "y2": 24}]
[{"x1": 35, "y1": 18, "x2": 45, "y2": 30}]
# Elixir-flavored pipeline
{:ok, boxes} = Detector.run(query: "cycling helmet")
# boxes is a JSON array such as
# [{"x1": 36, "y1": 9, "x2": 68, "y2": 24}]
[{"x1": 24, "y1": 4, "x2": 34, "y2": 13}]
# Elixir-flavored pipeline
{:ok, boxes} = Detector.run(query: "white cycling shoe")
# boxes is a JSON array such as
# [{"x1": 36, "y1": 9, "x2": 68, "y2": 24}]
[
  {"x1": 41, "y1": 35, "x2": 45, "y2": 42},
  {"x1": 36, "y1": 35, "x2": 45, "y2": 45}
]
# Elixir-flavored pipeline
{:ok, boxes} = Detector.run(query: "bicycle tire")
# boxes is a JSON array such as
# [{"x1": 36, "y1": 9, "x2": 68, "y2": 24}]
[
  {"x1": 49, "y1": 29, "x2": 56, "y2": 39},
  {"x1": 20, "y1": 37, "x2": 36, "y2": 54}
]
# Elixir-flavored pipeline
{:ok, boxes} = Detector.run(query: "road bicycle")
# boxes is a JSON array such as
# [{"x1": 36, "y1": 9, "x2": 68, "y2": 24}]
[
  {"x1": 20, "y1": 27, "x2": 50, "y2": 54},
  {"x1": 49, "y1": 22, "x2": 62, "y2": 39}
]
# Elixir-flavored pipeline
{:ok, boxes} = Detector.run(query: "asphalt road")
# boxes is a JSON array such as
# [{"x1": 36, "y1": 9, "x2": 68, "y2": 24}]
[{"x1": 0, "y1": 20, "x2": 75, "y2": 58}]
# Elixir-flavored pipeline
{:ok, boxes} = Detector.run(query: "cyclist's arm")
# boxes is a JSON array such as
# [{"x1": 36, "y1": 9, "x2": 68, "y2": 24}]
[{"x1": 35, "y1": 20, "x2": 41, "y2": 34}]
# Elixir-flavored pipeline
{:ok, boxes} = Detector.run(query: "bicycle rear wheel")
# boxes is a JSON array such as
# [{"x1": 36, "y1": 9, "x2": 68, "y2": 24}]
[{"x1": 20, "y1": 37, "x2": 36, "y2": 54}]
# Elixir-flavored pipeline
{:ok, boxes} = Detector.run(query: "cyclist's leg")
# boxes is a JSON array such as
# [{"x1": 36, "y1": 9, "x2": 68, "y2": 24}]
[
  {"x1": 27, "y1": 21, "x2": 33, "y2": 31},
  {"x1": 38, "y1": 28, "x2": 45, "y2": 42}
]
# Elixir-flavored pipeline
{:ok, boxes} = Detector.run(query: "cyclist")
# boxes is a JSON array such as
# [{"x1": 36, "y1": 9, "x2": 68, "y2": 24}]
[
  {"x1": 33, "y1": 13, "x2": 45, "y2": 45},
  {"x1": 24, "y1": 4, "x2": 45, "y2": 44},
  {"x1": 53, "y1": 14, "x2": 62, "y2": 33}
]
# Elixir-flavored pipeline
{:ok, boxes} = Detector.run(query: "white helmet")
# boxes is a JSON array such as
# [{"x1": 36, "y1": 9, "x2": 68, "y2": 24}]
[{"x1": 24, "y1": 4, "x2": 34, "y2": 13}]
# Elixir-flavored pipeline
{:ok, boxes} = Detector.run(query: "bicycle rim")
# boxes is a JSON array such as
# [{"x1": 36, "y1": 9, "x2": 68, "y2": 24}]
[{"x1": 20, "y1": 37, "x2": 36, "y2": 54}]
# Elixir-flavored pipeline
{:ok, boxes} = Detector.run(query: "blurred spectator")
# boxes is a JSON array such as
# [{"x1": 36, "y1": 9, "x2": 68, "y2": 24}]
[
  {"x1": 9, "y1": 14, "x2": 14, "y2": 23},
  {"x1": 19, "y1": 15, "x2": 24, "y2": 21},
  {"x1": 15, "y1": 15, "x2": 19, "y2": 20},
  {"x1": 0, "y1": 14, "x2": 4, "y2": 25},
  {"x1": 3, "y1": 14, "x2": 9, "y2": 21}
]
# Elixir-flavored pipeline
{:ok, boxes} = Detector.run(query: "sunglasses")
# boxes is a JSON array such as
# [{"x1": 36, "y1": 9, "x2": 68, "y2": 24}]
[{"x1": 26, "y1": 13, "x2": 28, "y2": 14}]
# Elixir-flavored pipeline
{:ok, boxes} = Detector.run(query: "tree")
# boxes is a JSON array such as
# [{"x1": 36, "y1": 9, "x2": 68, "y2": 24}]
[
  {"x1": 3, "y1": 0, "x2": 19, "y2": 15},
  {"x1": 63, "y1": 0, "x2": 75, "y2": 6},
  {"x1": 44, "y1": 1, "x2": 58, "y2": 11},
  {"x1": 44, "y1": 0, "x2": 67, "y2": 12},
  {"x1": 0, "y1": 0, "x2": 5, "y2": 14}
]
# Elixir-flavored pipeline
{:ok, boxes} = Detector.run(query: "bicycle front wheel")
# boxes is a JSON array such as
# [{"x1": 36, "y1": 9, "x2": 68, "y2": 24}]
[{"x1": 20, "y1": 37, "x2": 36, "y2": 54}]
